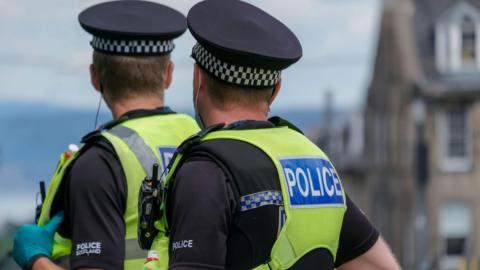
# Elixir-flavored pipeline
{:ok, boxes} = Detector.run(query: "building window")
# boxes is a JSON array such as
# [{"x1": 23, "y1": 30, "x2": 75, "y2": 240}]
[
  {"x1": 461, "y1": 16, "x2": 476, "y2": 66},
  {"x1": 439, "y1": 106, "x2": 471, "y2": 172},
  {"x1": 446, "y1": 237, "x2": 466, "y2": 256},
  {"x1": 439, "y1": 202, "x2": 472, "y2": 269},
  {"x1": 446, "y1": 107, "x2": 467, "y2": 157},
  {"x1": 435, "y1": 1, "x2": 480, "y2": 72}
]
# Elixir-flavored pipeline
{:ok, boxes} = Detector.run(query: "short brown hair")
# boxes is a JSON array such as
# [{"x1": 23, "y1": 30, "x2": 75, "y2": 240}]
[
  {"x1": 203, "y1": 70, "x2": 274, "y2": 109},
  {"x1": 93, "y1": 51, "x2": 170, "y2": 102}
]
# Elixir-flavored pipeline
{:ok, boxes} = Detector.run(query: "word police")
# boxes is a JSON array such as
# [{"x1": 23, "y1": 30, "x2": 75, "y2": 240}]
[
  {"x1": 280, "y1": 157, "x2": 344, "y2": 207},
  {"x1": 172, "y1": 239, "x2": 194, "y2": 251},
  {"x1": 75, "y1": 242, "x2": 102, "y2": 256}
]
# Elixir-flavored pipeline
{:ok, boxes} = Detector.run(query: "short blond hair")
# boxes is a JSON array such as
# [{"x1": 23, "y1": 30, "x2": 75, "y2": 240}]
[{"x1": 93, "y1": 51, "x2": 170, "y2": 102}]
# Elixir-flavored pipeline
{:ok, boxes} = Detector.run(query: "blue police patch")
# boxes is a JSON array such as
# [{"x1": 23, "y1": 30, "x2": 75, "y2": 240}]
[
  {"x1": 280, "y1": 157, "x2": 344, "y2": 208},
  {"x1": 158, "y1": 147, "x2": 176, "y2": 170}
]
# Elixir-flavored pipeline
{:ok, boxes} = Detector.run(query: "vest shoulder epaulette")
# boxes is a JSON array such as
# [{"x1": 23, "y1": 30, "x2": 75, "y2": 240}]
[
  {"x1": 81, "y1": 129, "x2": 103, "y2": 144},
  {"x1": 81, "y1": 108, "x2": 179, "y2": 144},
  {"x1": 176, "y1": 123, "x2": 225, "y2": 154},
  {"x1": 175, "y1": 117, "x2": 303, "y2": 155},
  {"x1": 268, "y1": 116, "x2": 304, "y2": 134}
]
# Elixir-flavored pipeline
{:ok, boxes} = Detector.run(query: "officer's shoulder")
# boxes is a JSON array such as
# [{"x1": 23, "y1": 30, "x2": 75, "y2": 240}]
[
  {"x1": 176, "y1": 118, "x2": 304, "y2": 154},
  {"x1": 79, "y1": 129, "x2": 118, "y2": 160},
  {"x1": 80, "y1": 114, "x2": 125, "y2": 144},
  {"x1": 81, "y1": 129, "x2": 102, "y2": 144},
  {"x1": 176, "y1": 123, "x2": 225, "y2": 154},
  {"x1": 268, "y1": 116, "x2": 304, "y2": 134}
]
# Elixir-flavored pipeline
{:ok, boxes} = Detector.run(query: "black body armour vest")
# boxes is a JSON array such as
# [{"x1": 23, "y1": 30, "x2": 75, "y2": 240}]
[{"x1": 168, "y1": 138, "x2": 281, "y2": 269}]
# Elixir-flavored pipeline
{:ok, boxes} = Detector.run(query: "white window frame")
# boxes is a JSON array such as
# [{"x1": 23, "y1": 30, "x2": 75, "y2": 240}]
[
  {"x1": 437, "y1": 105, "x2": 472, "y2": 173},
  {"x1": 438, "y1": 201, "x2": 473, "y2": 270},
  {"x1": 435, "y1": 1, "x2": 480, "y2": 73},
  {"x1": 460, "y1": 17, "x2": 477, "y2": 67}
]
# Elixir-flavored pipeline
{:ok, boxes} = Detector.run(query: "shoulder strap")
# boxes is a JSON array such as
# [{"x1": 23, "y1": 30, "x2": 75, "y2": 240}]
[
  {"x1": 81, "y1": 108, "x2": 178, "y2": 144},
  {"x1": 106, "y1": 125, "x2": 160, "y2": 178},
  {"x1": 80, "y1": 116, "x2": 129, "y2": 144},
  {"x1": 176, "y1": 123, "x2": 225, "y2": 154},
  {"x1": 161, "y1": 123, "x2": 225, "y2": 180},
  {"x1": 81, "y1": 129, "x2": 103, "y2": 144},
  {"x1": 268, "y1": 116, "x2": 304, "y2": 134}
]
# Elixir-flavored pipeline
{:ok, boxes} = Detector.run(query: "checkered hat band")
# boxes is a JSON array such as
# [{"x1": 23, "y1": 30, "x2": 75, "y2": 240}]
[
  {"x1": 192, "y1": 43, "x2": 281, "y2": 87},
  {"x1": 240, "y1": 190, "x2": 283, "y2": 212},
  {"x1": 91, "y1": 37, "x2": 175, "y2": 55}
]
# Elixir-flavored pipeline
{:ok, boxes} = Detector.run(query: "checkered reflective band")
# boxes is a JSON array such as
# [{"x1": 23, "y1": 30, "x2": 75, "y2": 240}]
[
  {"x1": 192, "y1": 43, "x2": 281, "y2": 87},
  {"x1": 240, "y1": 190, "x2": 283, "y2": 212},
  {"x1": 91, "y1": 36, "x2": 175, "y2": 55}
]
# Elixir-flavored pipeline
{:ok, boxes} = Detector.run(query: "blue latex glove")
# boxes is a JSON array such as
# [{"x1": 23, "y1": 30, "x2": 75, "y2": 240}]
[{"x1": 13, "y1": 212, "x2": 64, "y2": 269}]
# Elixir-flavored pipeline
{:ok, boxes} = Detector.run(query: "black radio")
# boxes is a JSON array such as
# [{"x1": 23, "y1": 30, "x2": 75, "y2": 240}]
[
  {"x1": 138, "y1": 163, "x2": 163, "y2": 250},
  {"x1": 35, "y1": 181, "x2": 46, "y2": 223}
]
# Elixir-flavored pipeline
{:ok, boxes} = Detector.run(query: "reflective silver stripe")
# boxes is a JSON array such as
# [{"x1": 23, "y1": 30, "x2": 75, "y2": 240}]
[
  {"x1": 108, "y1": 125, "x2": 159, "y2": 177},
  {"x1": 240, "y1": 190, "x2": 283, "y2": 212},
  {"x1": 125, "y1": 238, "x2": 147, "y2": 260}
]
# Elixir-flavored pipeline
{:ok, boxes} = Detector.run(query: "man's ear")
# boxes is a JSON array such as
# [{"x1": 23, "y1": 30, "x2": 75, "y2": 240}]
[
  {"x1": 164, "y1": 60, "x2": 174, "y2": 90},
  {"x1": 269, "y1": 80, "x2": 282, "y2": 105},
  {"x1": 90, "y1": 64, "x2": 101, "y2": 92},
  {"x1": 193, "y1": 63, "x2": 200, "y2": 97}
]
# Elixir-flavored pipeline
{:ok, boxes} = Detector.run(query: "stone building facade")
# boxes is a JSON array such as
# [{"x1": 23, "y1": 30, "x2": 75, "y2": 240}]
[{"x1": 319, "y1": 0, "x2": 480, "y2": 269}]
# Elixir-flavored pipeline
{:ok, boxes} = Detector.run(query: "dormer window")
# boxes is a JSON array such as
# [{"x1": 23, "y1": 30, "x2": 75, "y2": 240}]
[
  {"x1": 461, "y1": 16, "x2": 476, "y2": 66},
  {"x1": 435, "y1": 1, "x2": 480, "y2": 73}
]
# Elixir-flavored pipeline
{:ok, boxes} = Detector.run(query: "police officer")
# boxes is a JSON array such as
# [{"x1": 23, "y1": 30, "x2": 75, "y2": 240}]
[
  {"x1": 12, "y1": 1, "x2": 199, "y2": 269},
  {"x1": 152, "y1": 1, "x2": 401, "y2": 269}
]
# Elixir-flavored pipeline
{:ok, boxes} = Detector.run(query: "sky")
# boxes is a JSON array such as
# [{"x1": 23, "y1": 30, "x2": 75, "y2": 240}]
[
  {"x1": 0, "y1": 0, "x2": 382, "y2": 112},
  {"x1": 0, "y1": 0, "x2": 382, "y2": 225}
]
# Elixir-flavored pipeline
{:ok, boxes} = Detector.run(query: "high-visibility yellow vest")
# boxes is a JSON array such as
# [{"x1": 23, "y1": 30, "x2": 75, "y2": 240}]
[
  {"x1": 37, "y1": 113, "x2": 199, "y2": 269},
  {"x1": 153, "y1": 124, "x2": 347, "y2": 269}
]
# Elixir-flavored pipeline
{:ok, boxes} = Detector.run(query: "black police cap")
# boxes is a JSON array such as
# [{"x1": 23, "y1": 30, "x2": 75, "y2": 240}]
[
  {"x1": 79, "y1": 0, "x2": 187, "y2": 56},
  {"x1": 188, "y1": 0, "x2": 302, "y2": 87}
]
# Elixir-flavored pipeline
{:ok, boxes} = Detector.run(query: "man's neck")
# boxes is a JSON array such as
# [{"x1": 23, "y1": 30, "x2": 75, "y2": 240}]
[
  {"x1": 204, "y1": 106, "x2": 268, "y2": 127},
  {"x1": 110, "y1": 95, "x2": 164, "y2": 119}
]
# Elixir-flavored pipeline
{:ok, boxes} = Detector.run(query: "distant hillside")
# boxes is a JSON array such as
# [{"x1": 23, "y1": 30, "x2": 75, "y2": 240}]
[
  {"x1": 0, "y1": 101, "x2": 350, "y2": 264},
  {"x1": 0, "y1": 102, "x2": 350, "y2": 224},
  {"x1": 0, "y1": 102, "x2": 347, "y2": 192},
  {"x1": 0, "y1": 102, "x2": 111, "y2": 194}
]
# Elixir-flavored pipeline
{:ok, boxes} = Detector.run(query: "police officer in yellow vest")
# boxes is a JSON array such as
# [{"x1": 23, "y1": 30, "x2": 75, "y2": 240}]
[
  {"x1": 12, "y1": 1, "x2": 199, "y2": 269},
  {"x1": 146, "y1": 1, "x2": 402, "y2": 269}
]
